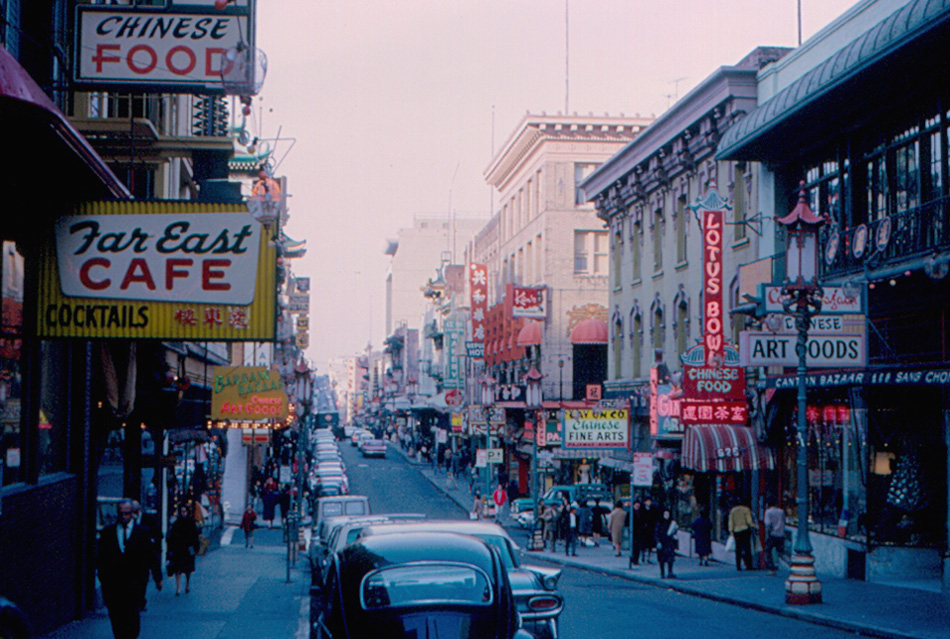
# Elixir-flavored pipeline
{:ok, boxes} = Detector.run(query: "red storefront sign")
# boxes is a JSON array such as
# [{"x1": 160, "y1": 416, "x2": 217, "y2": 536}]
[
  {"x1": 512, "y1": 286, "x2": 546, "y2": 318},
  {"x1": 680, "y1": 400, "x2": 748, "y2": 425},
  {"x1": 469, "y1": 263, "x2": 487, "y2": 347},
  {"x1": 682, "y1": 362, "x2": 745, "y2": 400}
]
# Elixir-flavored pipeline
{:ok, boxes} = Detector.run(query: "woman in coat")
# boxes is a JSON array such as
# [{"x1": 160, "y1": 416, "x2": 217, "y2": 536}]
[
  {"x1": 655, "y1": 508, "x2": 678, "y2": 579},
  {"x1": 168, "y1": 504, "x2": 201, "y2": 595},
  {"x1": 608, "y1": 500, "x2": 627, "y2": 557},
  {"x1": 690, "y1": 507, "x2": 713, "y2": 566}
]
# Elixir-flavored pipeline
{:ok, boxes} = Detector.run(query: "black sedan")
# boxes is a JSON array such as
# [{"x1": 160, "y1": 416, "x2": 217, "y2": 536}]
[
  {"x1": 312, "y1": 531, "x2": 534, "y2": 639},
  {"x1": 360, "y1": 520, "x2": 563, "y2": 639}
]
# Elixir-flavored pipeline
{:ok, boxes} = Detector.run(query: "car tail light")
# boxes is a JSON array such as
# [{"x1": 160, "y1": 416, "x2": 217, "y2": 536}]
[{"x1": 528, "y1": 596, "x2": 560, "y2": 611}]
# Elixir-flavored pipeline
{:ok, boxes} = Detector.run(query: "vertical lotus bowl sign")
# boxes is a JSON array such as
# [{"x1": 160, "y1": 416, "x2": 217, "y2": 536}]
[{"x1": 38, "y1": 202, "x2": 276, "y2": 339}]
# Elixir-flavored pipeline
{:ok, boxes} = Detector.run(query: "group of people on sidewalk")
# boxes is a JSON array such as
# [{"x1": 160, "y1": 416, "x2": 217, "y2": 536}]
[
  {"x1": 529, "y1": 493, "x2": 787, "y2": 581},
  {"x1": 97, "y1": 499, "x2": 204, "y2": 639}
]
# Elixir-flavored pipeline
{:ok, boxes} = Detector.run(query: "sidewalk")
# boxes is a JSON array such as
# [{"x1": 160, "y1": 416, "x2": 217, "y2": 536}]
[
  {"x1": 398, "y1": 443, "x2": 950, "y2": 639},
  {"x1": 38, "y1": 524, "x2": 310, "y2": 639}
]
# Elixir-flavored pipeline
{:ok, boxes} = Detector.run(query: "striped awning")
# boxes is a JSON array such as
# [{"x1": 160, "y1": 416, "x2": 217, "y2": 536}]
[{"x1": 682, "y1": 425, "x2": 775, "y2": 473}]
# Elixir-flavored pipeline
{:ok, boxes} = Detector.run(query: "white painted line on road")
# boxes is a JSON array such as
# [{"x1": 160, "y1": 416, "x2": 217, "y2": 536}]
[
  {"x1": 220, "y1": 525, "x2": 236, "y2": 546},
  {"x1": 295, "y1": 595, "x2": 310, "y2": 639}
]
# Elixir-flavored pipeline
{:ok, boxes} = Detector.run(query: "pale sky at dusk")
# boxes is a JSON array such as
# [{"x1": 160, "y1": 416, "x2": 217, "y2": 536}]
[{"x1": 254, "y1": 0, "x2": 860, "y2": 370}]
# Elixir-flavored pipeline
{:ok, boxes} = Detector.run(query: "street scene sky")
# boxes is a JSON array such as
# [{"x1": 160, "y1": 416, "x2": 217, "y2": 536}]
[{"x1": 255, "y1": 0, "x2": 859, "y2": 370}]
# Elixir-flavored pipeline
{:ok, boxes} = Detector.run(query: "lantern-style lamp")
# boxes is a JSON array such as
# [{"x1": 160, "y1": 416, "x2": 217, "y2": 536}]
[{"x1": 778, "y1": 181, "x2": 825, "y2": 292}]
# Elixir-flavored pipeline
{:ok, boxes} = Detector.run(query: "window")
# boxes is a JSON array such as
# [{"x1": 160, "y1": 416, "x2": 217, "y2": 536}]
[
  {"x1": 613, "y1": 318, "x2": 623, "y2": 379},
  {"x1": 733, "y1": 164, "x2": 748, "y2": 242},
  {"x1": 630, "y1": 217, "x2": 641, "y2": 282},
  {"x1": 631, "y1": 313, "x2": 643, "y2": 379},
  {"x1": 535, "y1": 170, "x2": 542, "y2": 216},
  {"x1": 652, "y1": 209, "x2": 663, "y2": 273},
  {"x1": 652, "y1": 308, "x2": 664, "y2": 351},
  {"x1": 613, "y1": 228, "x2": 623, "y2": 289},
  {"x1": 535, "y1": 233, "x2": 542, "y2": 278},
  {"x1": 676, "y1": 194, "x2": 688, "y2": 264},
  {"x1": 0, "y1": 241, "x2": 23, "y2": 486},
  {"x1": 675, "y1": 299, "x2": 689, "y2": 364},
  {"x1": 574, "y1": 230, "x2": 608, "y2": 275},
  {"x1": 575, "y1": 163, "x2": 597, "y2": 205}
]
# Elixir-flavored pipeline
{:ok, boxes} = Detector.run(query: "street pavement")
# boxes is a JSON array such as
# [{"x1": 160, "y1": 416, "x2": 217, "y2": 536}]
[
  {"x1": 399, "y1": 444, "x2": 950, "y2": 639},
  {"x1": 37, "y1": 523, "x2": 310, "y2": 639},
  {"x1": 40, "y1": 442, "x2": 950, "y2": 639}
]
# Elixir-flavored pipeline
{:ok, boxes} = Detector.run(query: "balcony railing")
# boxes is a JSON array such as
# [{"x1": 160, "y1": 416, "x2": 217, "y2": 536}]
[{"x1": 821, "y1": 195, "x2": 950, "y2": 280}]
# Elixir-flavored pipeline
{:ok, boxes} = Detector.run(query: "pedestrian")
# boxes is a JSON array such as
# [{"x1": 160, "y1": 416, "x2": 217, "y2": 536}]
[
  {"x1": 608, "y1": 500, "x2": 627, "y2": 557},
  {"x1": 492, "y1": 483, "x2": 508, "y2": 523},
  {"x1": 539, "y1": 500, "x2": 556, "y2": 550},
  {"x1": 240, "y1": 503, "x2": 258, "y2": 548},
  {"x1": 565, "y1": 503, "x2": 579, "y2": 556},
  {"x1": 168, "y1": 503, "x2": 201, "y2": 596},
  {"x1": 655, "y1": 508, "x2": 678, "y2": 579},
  {"x1": 130, "y1": 500, "x2": 162, "y2": 611},
  {"x1": 628, "y1": 500, "x2": 642, "y2": 567},
  {"x1": 577, "y1": 500, "x2": 593, "y2": 546},
  {"x1": 262, "y1": 484, "x2": 277, "y2": 529},
  {"x1": 763, "y1": 497, "x2": 786, "y2": 574},
  {"x1": 444, "y1": 448, "x2": 453, "y2": 474},
  {"x1": 690, "y1": 506, "x2": 713, "y2": 566},
  {"x1": 554, "y1": 494, "x2": 570, "y2": 552},
  {"x1": 728, "y1": 500, "x2": 756, "y2": 571},
  {"x1": 591, "y1": 498, "x2": 608, "y2": 547},
  {"x1": 471, "y1": 490, "x2": 485, "y2": 520},
  {"x1": 97, "y1": 499, "x2": 163, "y2": 639},
  {"x1": 639, "y1": 497, "x2": 658, "y2": 564},
  {"x1": 277, "y1": 484, "x2": 291, "y2": 525}
]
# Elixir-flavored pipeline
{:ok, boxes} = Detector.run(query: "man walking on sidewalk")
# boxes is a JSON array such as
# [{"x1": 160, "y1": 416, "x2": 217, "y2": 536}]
[
  {"x1": 98, "y1": 499, "x2": 163, "y2": 639},
  {"x1": 728, "y1": 500, "x2": 756, "y2": 571},
  {"x1": 763, "y1": 497, "x2": 785, "y2": 574}
]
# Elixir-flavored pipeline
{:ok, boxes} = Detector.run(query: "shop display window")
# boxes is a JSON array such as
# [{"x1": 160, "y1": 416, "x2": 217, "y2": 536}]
[{"x1": 0, "y1": 241, "x2": 22, "y2": 487}]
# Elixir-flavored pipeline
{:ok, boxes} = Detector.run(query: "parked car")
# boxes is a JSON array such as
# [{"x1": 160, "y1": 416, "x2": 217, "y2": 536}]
[
  {"x1": 541, "y1": 483, "x2": 611, "y2": 508},
  {"x1": 350, "y1": 429, "x2": 370, "y2": 447},
  {"x1": 361, "y1": 438, "x2": 386, "y2": 458},
  {"x1": 360, "y1": 520, "x2": 562, "y2": 639},
  {"x1": 312, "y1": 532, "x2": 534, "y2": 639},
  {"x1": 311, "y1": 495, "x2": 370, "y2": 538},
  {"x1": 509, "y1": 498, "x2": 536, "y2": 529},
  {"x1": 311, "y1": 513, "x2": 426, "y2": 587}
]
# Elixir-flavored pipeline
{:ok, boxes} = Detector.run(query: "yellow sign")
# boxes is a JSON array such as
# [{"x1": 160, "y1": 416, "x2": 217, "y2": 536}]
[
  {"x1": 295, "y1": 332, "x2": 309, "y2": 348},
  {"x1": 38, "y1": 201, "x2": 276, "y2": 339},
  {"x1": 211, "y1": 365, "x2": 288, "y2": 421},
  {"x1": 295, "y1": 315, "x2": 309, "y2": 330}
]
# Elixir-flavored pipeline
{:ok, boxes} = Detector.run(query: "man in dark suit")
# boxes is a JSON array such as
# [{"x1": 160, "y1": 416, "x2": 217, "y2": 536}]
[
  {"x1": 131, "y1": 500, "x2": 163, "y2": 612},
  {"x1": 98, "y1": 499, "x2": 163, "y2": 639}
]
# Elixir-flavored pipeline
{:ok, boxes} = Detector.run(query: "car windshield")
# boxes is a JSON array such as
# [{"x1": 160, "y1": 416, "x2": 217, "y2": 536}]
[
  {"x1": 360, "y1": 563, "x2": 492, "y2": 609},
  {"x1": 471, "y1": 534, "x2": 517, "y2": 569},
  {"x1": 323, "y1": 503, "x2": 344, "y2": 517}
]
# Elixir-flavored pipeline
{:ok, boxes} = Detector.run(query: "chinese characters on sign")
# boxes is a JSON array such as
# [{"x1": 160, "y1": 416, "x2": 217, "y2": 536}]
[
  {"x1": 469, "y1": 263, "x2": 487, "y2": 352},
  {"x1": 679, "y1": 400, "x2": 748, "y2": 425},
  {"x1": 511, "y1": 286, "x2": 547, "y2": 319}
]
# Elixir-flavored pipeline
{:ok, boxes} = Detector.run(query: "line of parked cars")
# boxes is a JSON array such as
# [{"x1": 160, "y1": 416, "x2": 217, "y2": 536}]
[
  {"x1": 308, "y1": 429, "x2": 349, "y2": 499},
  {"x1": 349, "y1": 428, "x2": 387, "y2": 458}
]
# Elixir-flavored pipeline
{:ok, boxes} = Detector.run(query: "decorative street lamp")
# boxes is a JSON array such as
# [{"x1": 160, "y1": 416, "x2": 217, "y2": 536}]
[
  {"x1": 525, "y1": 366, "x2": 543, "y2": 549},
  {"x1": 778, "y1": 181, "x2": 825, "y2": 605},
  {"x1": 480, "y1": 376, "x2": 495, "y2": 497}
]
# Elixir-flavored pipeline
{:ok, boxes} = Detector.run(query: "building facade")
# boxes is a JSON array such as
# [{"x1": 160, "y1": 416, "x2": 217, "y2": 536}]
[{"x1": 717, "y1": 0, "x2": 950, "y2": 589}]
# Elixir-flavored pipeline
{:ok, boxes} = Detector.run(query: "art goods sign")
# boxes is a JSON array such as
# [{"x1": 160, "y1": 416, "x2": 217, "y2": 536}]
[
  {"x1": 74, "y1": 3, "x2": 254, "y2": 93},
  {"x1": 38, "y1": 201, "x2": 276, "y2": 340}
]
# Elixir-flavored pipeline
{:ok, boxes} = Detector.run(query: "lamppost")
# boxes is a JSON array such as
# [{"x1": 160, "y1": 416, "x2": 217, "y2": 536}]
[
  {"x1": 525, "y1": 366, "x2": 543, "y2": 549},
  {"x1": 293, "y1": 359, "x2": 312, "y2": 521},
  {"x1": 558, "y1": 358, "x2": 565, "y2": 400},
  {"x1": 407, "y1": 375, "x2": 418, "y2": 451},
  {"x1": 480, "y1": 376, "x2": 495, "y2": 498},
  {"x1": 778, "y1": 181, "x2": 825, "y2": 605}
]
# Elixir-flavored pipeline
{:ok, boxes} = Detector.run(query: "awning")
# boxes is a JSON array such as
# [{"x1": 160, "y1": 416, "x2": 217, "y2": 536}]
[
  {"x1": 598, "y1": 456, "x2": 635, "y2": 472},
  {"x1": 0, "y1": 46, "x2": 129, "y2": 200},
  {"x1": 516, "y1": 320, "x2": 542, "y2": 346},
  {"x1": 717, "y1": 0, "x2": 950, "y2": 162},
  {"x1": 570, "y1": 319, "x2": 608, "y2": 344},
  {"x1": 682, "y1": 424, "x2": 774, "y2": 472}
]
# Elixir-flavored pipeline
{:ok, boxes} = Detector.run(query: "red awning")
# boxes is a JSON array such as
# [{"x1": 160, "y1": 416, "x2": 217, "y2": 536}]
[
  {"x1": 682, "y1": 424, "x2": 775, "y2": 473},
  {"x1": 570, "y1": 318, "x2": 608, "y2": 344},
  {"x1": 516, "y1": 320, "x2": 542, "y2": 346},
  {"x1": 0, "y1": 46, "x2": 129, "y2": 200}
]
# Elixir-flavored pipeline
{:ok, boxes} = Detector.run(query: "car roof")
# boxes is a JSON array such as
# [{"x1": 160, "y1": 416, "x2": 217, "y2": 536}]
[
  {"x1": 340, "y1": 532, "x2": 497, "y2": 581},
  {"x1": 360, "y1": 519, "x2": 515, "y2": 543}
]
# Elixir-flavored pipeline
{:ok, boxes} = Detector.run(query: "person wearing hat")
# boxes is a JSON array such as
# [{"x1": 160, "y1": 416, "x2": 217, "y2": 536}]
[{"x1": 565, "y1": 502, "x2": 580, "y2": 556}]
